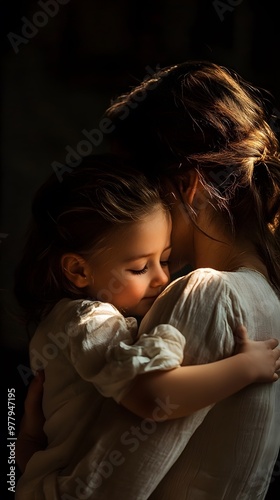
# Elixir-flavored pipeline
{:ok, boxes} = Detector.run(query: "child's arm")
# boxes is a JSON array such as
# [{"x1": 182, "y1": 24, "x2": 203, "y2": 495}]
[{"x1": 120, "y1": 326, "x2": 280, "y2": 420}]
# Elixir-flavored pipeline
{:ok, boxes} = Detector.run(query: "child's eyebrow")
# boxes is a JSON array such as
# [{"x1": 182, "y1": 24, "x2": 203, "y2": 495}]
[
  {"x1": 123, "y1": 246, "x2": 172, "y2": 263},
  {"x1": 123, "y1": 254, "x2": 153, "y2": 263}
]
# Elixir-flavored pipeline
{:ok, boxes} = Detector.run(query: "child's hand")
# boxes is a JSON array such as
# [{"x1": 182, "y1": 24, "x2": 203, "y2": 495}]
[
  {"x1": 233, "y1": 325, "x2": 280, "y2": 383},
  {"x1": 16, "y1": 371, "x2": 47, "y2": 474}
]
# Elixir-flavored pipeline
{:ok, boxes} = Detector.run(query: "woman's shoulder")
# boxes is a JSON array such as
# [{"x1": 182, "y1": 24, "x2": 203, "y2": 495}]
[
  {"x1": 144, "y1": 268, "x2": 233, "y2": 329},
  {"x1": 155, "y1": 268, "x2": 236, "y2": 316},
  {"x1": 173, "y1": 267, "x2": 277, "y2": 298},
  {"x1": 168, "y1": 267, "x2": 232, "y2": 294},
  {"x1": 140, "y1": 268, "x2": 237, "y2": 349}
]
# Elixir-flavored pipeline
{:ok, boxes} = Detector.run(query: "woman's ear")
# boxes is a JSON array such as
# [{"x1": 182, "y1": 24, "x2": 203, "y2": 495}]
[
  {"x1": 61, "y1": 254, "x2": 90, "y2": 288},
  {"x1": 178, "y1": 170, "x2": 199, "y2": 207}
]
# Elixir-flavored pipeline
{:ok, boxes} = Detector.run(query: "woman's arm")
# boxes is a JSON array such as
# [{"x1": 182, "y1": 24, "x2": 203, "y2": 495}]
[{"x1": 121, "y1": 326, "x2": 280, "y2": 420}]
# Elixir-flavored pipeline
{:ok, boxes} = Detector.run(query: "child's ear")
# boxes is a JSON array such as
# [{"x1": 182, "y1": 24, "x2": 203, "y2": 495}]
[{"x1": 61, "y1": 254, "x2": 90, "y2": 288}]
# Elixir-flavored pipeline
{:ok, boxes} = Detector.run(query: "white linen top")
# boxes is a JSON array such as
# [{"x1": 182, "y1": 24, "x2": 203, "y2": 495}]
[{"x1": 15, "y1": 268, "x2": 280, "y2": 500}]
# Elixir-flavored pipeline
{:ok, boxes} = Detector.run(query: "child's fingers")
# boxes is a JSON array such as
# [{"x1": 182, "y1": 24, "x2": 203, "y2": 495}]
[
  {"x1": 274, "y1": 347, "x2": 280, "y2": 363},
  {"x1": 266, "y1": 338, "x2": 279, "y2": 350},
  {"x1": 272, "y1": 348, "x2": 280, "y2": 382},
  {"x1": 25, "y1": 370, "x2": 45, "y2": 409},
  {"x1": 232, "y1": 324, "x2": 248, "y2": 345},
  {"x1": 21, "y1": 370, "x2": 46, "y2": 441}
]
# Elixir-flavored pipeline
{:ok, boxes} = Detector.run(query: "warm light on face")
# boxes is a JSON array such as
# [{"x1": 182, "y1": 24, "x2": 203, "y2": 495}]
[{"x1": 86, "y1": 206, "x2": 172, "y2": 317}]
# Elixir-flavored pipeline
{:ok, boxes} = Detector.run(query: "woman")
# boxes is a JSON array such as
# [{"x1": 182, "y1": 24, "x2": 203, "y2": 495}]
[{"x1": 16, "y1": 61, "x2": 280, "y2": 499}]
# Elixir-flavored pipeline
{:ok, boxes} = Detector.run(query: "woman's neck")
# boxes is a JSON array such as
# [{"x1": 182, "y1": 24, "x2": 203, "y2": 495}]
[{"x1": 192, "y1": 227, "x2": 269, "y2": 279}]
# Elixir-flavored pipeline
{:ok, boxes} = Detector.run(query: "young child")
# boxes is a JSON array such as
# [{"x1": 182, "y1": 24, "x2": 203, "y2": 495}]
[{"x1": 14, "y1": 154, "x2": 280, "y2": 499}]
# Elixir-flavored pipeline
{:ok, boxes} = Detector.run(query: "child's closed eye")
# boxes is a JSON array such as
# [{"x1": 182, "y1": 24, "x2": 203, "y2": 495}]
[{"x1": 129, "y1": 266, "x2": 148, "y2": 275}]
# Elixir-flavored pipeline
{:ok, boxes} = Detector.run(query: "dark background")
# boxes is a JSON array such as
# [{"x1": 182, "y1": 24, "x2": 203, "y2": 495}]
[{"x1": 1, "y1": 0, "x2": 280, "y2": 497}]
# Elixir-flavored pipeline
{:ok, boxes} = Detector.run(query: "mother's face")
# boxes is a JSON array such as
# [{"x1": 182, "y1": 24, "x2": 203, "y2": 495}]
[{"x1": 164, "y1": 184, "x2": 195, "y2": 274}]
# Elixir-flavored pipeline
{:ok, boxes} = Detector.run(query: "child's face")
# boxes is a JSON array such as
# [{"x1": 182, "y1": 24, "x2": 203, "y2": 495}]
[{"x1": 87, "y1": 207, "x2": 171, "y2": 317}]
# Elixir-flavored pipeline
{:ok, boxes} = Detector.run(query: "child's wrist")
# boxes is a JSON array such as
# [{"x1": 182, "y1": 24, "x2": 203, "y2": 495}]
[{"x1": 236, "y1": 352, "x2": 257, "y2": 383}]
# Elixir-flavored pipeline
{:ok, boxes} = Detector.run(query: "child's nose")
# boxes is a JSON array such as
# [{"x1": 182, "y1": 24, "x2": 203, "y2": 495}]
[{"x1": 150, "y1": 267, "x2": 169, "y2": 288}]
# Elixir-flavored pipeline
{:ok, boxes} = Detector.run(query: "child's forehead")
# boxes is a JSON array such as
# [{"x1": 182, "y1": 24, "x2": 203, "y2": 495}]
[
  {"x1": 118, "y1": 205, "x2": 171, "y2": 232},
  {"x1": 110, "y1": 208, "x2": 171, "y2": 245}
]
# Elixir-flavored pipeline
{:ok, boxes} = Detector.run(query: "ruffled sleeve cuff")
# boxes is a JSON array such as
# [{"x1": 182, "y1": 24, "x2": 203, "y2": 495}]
[{"x1": 91, "y1": 324, "x2": 186, "y2": 402}]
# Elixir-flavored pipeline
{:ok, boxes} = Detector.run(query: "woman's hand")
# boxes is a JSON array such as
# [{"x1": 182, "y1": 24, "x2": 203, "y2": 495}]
[
  {"x1": 233, "y1": 325, "x2": 280, "y2": 383},
  {"x1": 16, "y1": 371, "x2": 47, "y2": 474}
]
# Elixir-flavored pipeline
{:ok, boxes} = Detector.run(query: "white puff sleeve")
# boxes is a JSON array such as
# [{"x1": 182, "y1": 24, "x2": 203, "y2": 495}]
[{"x1": 66, "y1": 300, "x2": 185, "y2": 402}]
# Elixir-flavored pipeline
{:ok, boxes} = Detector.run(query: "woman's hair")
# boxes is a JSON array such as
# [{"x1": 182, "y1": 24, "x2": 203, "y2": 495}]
[
  {"x1": 14, "y1": 154, "x2": 167, "y2": 327},
  {"x1": 106, "y1": 60, "x2": 280, "y2": 291}
]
